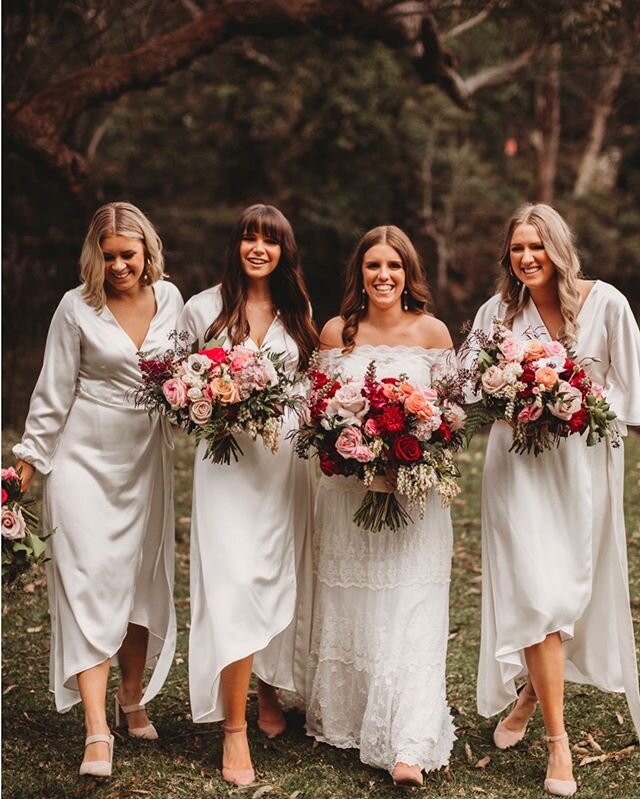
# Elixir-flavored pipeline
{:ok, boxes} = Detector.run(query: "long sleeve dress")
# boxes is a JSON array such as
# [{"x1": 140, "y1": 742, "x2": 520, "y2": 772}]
[
  {"x1": 178, "y1": 285, "x2": 312, "y2": 723},
  {"x1": 305, "y1": 344, "x2": 456, "y2": 774},
  {"x1": 13, "y1": 280, "x2": 184, "y2": 712},
  {"x1": 471, "y1": 281, "x2": 640, "y2": 737}
]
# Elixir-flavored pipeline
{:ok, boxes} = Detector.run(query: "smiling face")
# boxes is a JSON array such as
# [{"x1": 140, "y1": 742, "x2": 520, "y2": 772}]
[
  {"x1": 509, "y1": 223, "x2": 557, "y2": 292},
  {"x1": 239, "y1": 230, "x2": 282, "y2": 281},
  {"x1": 361, "y1": 242, "x2": 406, "y2": 311},
  {"x1": 101, "y1": 235, "x2": 146, "y2": 295}
]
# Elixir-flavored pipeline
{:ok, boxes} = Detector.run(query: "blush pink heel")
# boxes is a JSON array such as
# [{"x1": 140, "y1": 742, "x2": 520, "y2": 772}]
[
  {"x1": 221, "y1": 723, "x2": 255, "y2": 787},
  {"x1": 115, "y1": 694, "x2": 159, "y2": 740},
  {"x1": 257, "y1": 716, "x2": 286, "y2": 738},
  {"x1": 493, "y1": 682, "x2": 537, "y2": 749},
  {"x1": 79, "y1": 733, "x2": 114, "y2": 777},
  {"x1": 391, "y1": 762, "x2": 424, "y2": 787},
  {"x1": 544, "y1": 732, "x2": 577, "y2": 796}
]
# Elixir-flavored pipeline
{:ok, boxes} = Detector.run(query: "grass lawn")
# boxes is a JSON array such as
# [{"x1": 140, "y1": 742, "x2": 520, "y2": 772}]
[{"x1": 2, "y1": 430, "x2": 639, "y2": 799}]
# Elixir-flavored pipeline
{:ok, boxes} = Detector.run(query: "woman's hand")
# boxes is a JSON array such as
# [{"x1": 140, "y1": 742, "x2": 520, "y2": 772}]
[{"x1": 14, "y1": 460, "x2": 36, "y2": 493}]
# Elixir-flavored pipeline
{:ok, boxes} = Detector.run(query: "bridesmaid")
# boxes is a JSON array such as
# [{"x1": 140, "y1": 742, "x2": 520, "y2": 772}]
[
  {"x1": 469, "y1": 203, "x2": 640, "y2": 796},
  {"x1": 13, "y1": 202, "x2": 183, "y2": 776},
  {"x1": 306, "y1": 226, "x2": 457, "y2": 786},
  {"x1": 179, "y1": 203, "x2": 317, "y2": 786}
]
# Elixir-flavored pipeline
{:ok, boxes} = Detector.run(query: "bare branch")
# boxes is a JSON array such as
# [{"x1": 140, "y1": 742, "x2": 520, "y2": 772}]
[
  {"x1": 179, "y1": 0, "x2": 203, "y2": 20},
  {"x1": 464, "y1": 46, "x2": 536, "y2": 96},
  {"x1": 445, "y1": 1, "x2": 496, "y2": 40}
]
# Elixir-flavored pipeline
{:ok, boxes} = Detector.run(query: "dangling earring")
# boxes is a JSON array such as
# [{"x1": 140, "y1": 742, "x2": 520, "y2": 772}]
[
  {"x1": 360, "y1": 287, "x2": 366, "y2": 311},
  {"x1": 509, "y1": 267, "x2": 521, "y2": 284},
  {"x1": 402, "y1": 289, "x2": 409, "y2": 311}
]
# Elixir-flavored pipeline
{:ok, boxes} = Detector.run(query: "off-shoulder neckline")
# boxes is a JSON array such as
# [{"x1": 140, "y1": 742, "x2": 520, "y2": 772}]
[{"x1": 321, "y1": 344, "x2": 453, "y2": 356}]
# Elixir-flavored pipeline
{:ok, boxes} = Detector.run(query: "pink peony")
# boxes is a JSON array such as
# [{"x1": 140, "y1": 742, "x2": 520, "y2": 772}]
[
  {"x1": 163, "y1": 378, "x2": 189, "y2": 409},
  {"x1": 2, "y1": 507, "x2": 26, "y2": 540},
  {"x1": 335, "y1": 426, "x2": 363, "y2": 459}
]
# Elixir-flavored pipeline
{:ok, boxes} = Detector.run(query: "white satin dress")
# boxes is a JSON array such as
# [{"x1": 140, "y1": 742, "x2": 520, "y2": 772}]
[
  {"x1": 13, "y1": 280, "x2": 184, "y2": 712},
  {"x1": 471, "y1": 281, "x2": 640, "y2": 738},
  {"x1": 305, "y1": 345, "x2": 456, "y2": 773},
  {"x1": 178, "y1": 285, "x2": 313, "y2": 723}
]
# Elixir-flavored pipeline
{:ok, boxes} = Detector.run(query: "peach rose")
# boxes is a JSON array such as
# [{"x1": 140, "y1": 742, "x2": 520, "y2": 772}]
[
  {"x1": 481, "y1": 365, "x2": 507, "y2": 395},
  {"x1": 208, "y1": 377, "x2": 240, "y2": 404},
  {"x1": 523, "y1": 339, "x2": 546, "y2": 362},
  {"x1": 404, "y1": 391, "x2": 434, "y2": 420},
  {"x1": 534, "y1": 366, "x2": 559, "y2": 390}
]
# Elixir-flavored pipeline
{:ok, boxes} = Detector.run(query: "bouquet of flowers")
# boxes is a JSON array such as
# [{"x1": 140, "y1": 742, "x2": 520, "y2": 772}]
[
  {"x1": 292, "y1": 358, "x2": 466, "y2": 533},
  {"x1": 462, "y1": 318, "x2": 619, "y2": 455},
  {"x1": 2, "y1": 467, "x2": 50, "y2": 586},
  {"x1": 135, "y1": 332, "x2": 301, "y2": 464}
]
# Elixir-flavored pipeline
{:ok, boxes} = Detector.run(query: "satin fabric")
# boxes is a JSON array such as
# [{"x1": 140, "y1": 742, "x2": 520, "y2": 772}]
[
  {"x1": 305, "y1": 345, "x2": 456, "y2": 772},
  {"x1": 14, "y1": 280, "x2": 184, "y2": 712},
  {"x1": 471, "y1": 281, "x2": 640, "y2": 737},
  {"x1": 178, "y1": 285, "x2": 312, "y2": 723}
]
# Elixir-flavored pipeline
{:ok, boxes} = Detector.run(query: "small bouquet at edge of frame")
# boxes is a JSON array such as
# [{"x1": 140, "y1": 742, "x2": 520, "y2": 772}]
[
  {"x1": 135, "y1": 331, "x2": 302, "y2": 465},
  {"x1": 2, "y1": 467, "x2": 51, "y2": 587},
  {"x1": 291, "y1": 356, "x2": 467, "y2": 533},
  {"x1": 463, "y1": 317, "x2": 619, "y2": 456}
]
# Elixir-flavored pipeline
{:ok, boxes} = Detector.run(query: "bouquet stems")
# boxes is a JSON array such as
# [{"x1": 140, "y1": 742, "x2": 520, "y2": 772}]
[{"x1": 352, "y1": 489, "x2": 412, "y2": 533}]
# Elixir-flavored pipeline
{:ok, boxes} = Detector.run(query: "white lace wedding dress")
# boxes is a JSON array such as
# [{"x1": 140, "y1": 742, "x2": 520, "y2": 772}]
[{"x1": 305, "y1": 344, "x2": 456, "y2": 773}]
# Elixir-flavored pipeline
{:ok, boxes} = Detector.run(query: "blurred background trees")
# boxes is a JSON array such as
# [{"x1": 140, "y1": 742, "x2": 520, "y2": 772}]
[{"x1": 3, "y1": 0, "x2": 639, "y2": 424}]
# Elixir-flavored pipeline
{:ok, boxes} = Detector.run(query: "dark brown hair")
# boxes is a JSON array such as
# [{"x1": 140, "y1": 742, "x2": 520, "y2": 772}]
[
  {"x1": 206, "y1": 204, "x2": 317, "y2": 368},
  {"x1": 339, "y1": 225, "x2": 432, "y2": 351}
]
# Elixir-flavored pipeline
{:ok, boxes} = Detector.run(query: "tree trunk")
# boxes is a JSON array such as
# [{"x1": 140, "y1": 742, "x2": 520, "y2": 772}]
[
  {"x1": 533, "y1": 42, "x2": 561, "y2": 204},
  {"x1": 573, "y1": 60, "x2": 625, "y2": 198}
]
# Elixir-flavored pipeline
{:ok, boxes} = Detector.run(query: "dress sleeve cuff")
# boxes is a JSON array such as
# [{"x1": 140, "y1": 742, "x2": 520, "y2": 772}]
[{"x1": 12, "y1": 443, "x2": 51, "y2": 475}]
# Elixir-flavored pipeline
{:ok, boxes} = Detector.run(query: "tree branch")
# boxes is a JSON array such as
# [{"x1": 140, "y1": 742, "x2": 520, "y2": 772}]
[
  {"x1": 445, "y1": 1, "x2": 496, "y2": 40},
  {"x1": 464, "y1": 46, "x2": 536, "y2": 96}
]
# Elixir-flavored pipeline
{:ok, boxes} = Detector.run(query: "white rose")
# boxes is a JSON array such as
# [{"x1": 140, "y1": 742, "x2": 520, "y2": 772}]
[
  {"x1": 547, "y1": 381, "x2": 583, "y2": 421},
  {"x1": 481, "y1": 365, "x2": 508, "y2": 395},
  {"x1": 502, "y1": 361, "x2": 523, "y2": 384},
  {"x1": 326, "y1": 382, "x2": 369, "y2": 426},
  {"x1": 187, "y1": 386, "x2": 204, "y2": 400},
  {"x1": 2, "y1": 507, "x2": 26, "y2": 540}
]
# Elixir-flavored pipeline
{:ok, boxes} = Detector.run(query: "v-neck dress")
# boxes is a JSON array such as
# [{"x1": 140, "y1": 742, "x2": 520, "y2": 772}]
[
  {"x1": 178, "y1": 285, "x2": 313, "y2": 723},
  {"x1": 469, "y1": 282, "x2": 640, "y2": 737},
  {"x1": 13, "y1": 281, "x2": 184, "y2": 712}
]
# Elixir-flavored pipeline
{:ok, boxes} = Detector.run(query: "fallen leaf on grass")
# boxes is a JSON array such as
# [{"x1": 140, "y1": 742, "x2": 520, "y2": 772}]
[
  {"x1": 23, "y1": 583, "x2": 35, "y2": 593},
  {"x1": 615, "y1": 712, "x2": 624, "y2": 725},
  {"x1": 250, "y1": 787, "x2": 274, "y2": 798},
  {"x1": 3, "y1": 684, "x2": 18, "y2": 695},
  {"x1": 579, "y1": 745, "x2": 636, "y2": 766},
  {"x1": 474, "y1": 756, "x2": 491, "y2": 769},
  {"x1": 586, "y1": 733, "x2": 603, "y2": 753},
  {"x1": 26, "y1": 625, "x2": 42, "y2": 633},
  {"x1": 464, "y1": 742, "x2": 474, "y2": 763}
]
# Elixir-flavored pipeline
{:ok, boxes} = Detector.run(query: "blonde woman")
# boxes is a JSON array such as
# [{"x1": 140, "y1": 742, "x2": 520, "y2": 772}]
[
  {"x1": 14, "y1": 202, "x2": 183, "y2": 777},
  {"x1": 469, "y1": 204, "x2": 640, "y2": 796}
]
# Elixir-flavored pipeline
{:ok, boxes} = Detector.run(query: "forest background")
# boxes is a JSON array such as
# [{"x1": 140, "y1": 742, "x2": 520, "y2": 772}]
[{"x1": 3, "y1": 0, "x2": 640, "y2": 421}]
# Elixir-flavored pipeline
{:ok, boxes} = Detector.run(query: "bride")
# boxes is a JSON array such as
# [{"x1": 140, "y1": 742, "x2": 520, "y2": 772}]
[{"x1": 305, "y1": 225, "x2": 456, "y2": 786}]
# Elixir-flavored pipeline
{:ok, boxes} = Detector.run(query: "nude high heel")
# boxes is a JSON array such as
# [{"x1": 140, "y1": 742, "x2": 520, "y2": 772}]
[
  {"x1": 391, "y1": 762, "x2": 424, "y2": 787},
  {"x1": 115, "y1": 693, "x2": 159, "y2": 740},
  {"x1": 493, "y1": 682, "x2": 538, "y2": 749},
  {"x1": 544, "y1": 732, "x2": 577, "y2": 797},
  {"x1": 221, "y1": 723, "x2": 255, "y2": 787},
  {"x1": 79, "y1": 733, "x2": 114, "y2": 777}
]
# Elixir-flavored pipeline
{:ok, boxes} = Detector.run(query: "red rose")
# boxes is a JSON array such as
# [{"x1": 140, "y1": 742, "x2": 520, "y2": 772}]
[
  {"x1": 392, "y1": 434, "x2": 422, "y2": 463},
  {"x1": 380, "y1": 404, "x2": 406, "y2": 433},
  {"x1": 437, "y1": 421, "x2": 452, "y2": 443},
  {"x1": 1, "y1": 488, "x2": 8, "y2": 505},
  {"x1": 521, "y1": 366, "x2": 536, "y2": 384},
  {"x1": 568, "y1": 407, "x2": 589, "y2": 433},
  {"x1": 319, "y1": 452, "x2": 340, "y2": 476},
  {"x1": 199, "y1": 346, "x2": 227, "y2": 365}
]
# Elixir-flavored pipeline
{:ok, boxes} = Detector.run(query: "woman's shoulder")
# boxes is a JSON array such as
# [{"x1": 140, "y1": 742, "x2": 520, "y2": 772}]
[
  {"x1": 589, "y1": 280, "x2": 630, "y2": 311},
  {"x1": 412, "y1": 313, "x2": 453, "y2": 349},
  {"x1": 319, "y1": 315, "x2": 345, "y2": 349},
  {"x1": 155, "y1": 278, "x2": 183, "y2": 301},
  {"x1": 183, "y1": 283, "x2": 222, "y2": 312}
]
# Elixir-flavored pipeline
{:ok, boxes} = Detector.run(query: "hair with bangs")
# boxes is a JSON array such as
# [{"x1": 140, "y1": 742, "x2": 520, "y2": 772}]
[
  {"x1": 339, "y1": 225, "x2": 432, "y2": 352},
  {"x1": 206, "y1": 204, "x2": 317, "y2": 368},
  {"x1": 80, "y1": 202, "x2": 165, "y2": 309},
  {"x1": 498, "y1": 203, "x2": 582, "y2": 344}
]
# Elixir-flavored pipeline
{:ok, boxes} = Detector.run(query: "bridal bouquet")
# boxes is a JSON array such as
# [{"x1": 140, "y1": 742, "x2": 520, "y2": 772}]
[
  {"x1": 292, "y1": 358, "x2": 466, "y2": 533},
  {"x1": 2, "y1": 467, "x2": 50, "y2": 586},
  {"x1": 136, "y1": 332, "x2": 301, "y2": 464},
  {"x1": 463, "y1": 318, "x2": 619, "y2": 455}
]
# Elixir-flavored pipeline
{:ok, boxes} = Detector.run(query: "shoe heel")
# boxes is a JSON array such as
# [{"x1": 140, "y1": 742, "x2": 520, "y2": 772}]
[{"x1": 114, "y1": 696, "x2": 122, "y2": 728}]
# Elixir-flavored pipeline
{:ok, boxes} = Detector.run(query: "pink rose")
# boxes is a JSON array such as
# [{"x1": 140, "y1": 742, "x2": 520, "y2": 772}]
[
  {"x1": 534, "y1": 366, "x2": 559, "y2": 390},
  {"x1": 335, "y1": 427, "x2": 363, "y2": 459},
  {"x1": 327, "y1": 383, "x2": 369, "y2": 426},
  {"x1": 1, "y1": 467, "x2": 19, "y2": 481},
  {"x1": 481, "y1": 365, "x2": 507, "y2": 395},
  {"x1": 229, "y1": 347, "x2": 255, "y2": 372},
  {"x1": 364, "y1": 418, "x2": 381, "y2": 437},
  {"x1": 517, "y1": 404, "x2": 543, "y2": 424},
  {"x1": 498, "y1": 337, "x2": 525, "y2": 362},
  {"x1": 543, "y1": 340, "x2": 567, "y2": 360},
  {"x1": 547, "y1": 381, "x2": 583, "y2": 421},
  {"x1": 353, "y1": 445, "x2": 375, "y2": 463},
  {"x1": 208, "y1": 377, "x2": 240, "y2": 404},
  {"x1": 2, "y1": 507, "x2": 26, "y2": 540},
  {"x1": 523, "y1": 339, "x2": 546, "y2": 362},
  {"x1": 189, "y1": 399, "x2": 213, "y2": 425},
  {"x1": 162, "y1": 378, "x2": 189, "y2": 409}
]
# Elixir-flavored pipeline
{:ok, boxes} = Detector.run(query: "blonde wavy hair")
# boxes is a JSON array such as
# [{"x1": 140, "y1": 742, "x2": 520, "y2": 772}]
[
  {"x1": 80, "y1": 202, "x2": 165, "y2": 309},
  {"x1": 498, "y1": 203, "x2": 583, "y2": 344}
]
